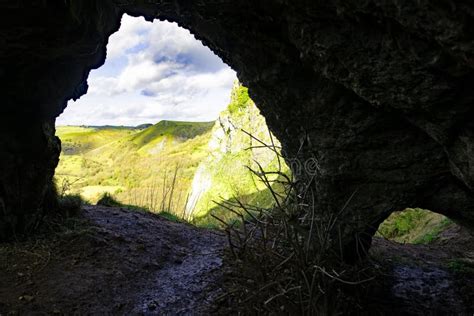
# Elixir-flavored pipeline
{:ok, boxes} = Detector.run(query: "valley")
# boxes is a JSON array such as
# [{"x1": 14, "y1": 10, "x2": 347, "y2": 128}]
[{"x1": 55, "y1": 83, "x2": 287, "y2": 226}]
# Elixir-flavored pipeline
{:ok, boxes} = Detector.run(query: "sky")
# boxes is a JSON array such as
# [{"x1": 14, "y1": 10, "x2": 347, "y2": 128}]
[{"x1": 57, "y1": 15, "x2": 237, "y2": 126}]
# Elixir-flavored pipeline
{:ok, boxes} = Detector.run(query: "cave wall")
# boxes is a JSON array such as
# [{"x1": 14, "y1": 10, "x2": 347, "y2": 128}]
[
  {"x1": 0, "y1": 1, "x2": 120, "y2": 239},
  {"x1": 0, "y1": 0, "x2": 473, "y2": 257}
]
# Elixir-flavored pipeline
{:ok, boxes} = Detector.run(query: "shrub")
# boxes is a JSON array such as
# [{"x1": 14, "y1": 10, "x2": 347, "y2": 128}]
[
  {"x1": 43, "y1": 180, "x2": 60, "y2": 213},
  {"x1": 97, "y1": 193, "x2": 122, "y2": 207},
  {"x1": 45, "y1": 180, "x2": 83, "y2": 218},
  {"x1": 214, "y1": 155, "x2": 372, "y2": 314},
  {"x1": 58, "y1": 194, "x2": 83, "y2": 217},
  {"x1": 158, "y1": 211, "x2": 183, "y2": 223}
]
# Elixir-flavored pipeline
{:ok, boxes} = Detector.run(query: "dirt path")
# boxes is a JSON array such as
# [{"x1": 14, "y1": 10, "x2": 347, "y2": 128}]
[{"x1": 0, "y1": 206, "x2": 226, "y2": 315}]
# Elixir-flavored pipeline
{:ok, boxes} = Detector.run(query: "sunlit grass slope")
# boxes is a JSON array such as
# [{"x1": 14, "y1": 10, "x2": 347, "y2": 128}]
[
  {"x1": 185, "y1": 82, "x2": 290, "y2": 226},
  {"x1": 376, "y1": 208, "x2": 454, "y2": 244},
  {"x1": 55, "y1": 83, "x2": 290, "y2": 228},
  {"x1": 57, "y1": 126, "x2": 141, "y2": 155},
  {"x1": 55, "y1": 121, "x2": 214, "y2": 212},
  {"x1": 130, "y1": 120, "x2": 214, "y2": 148}
]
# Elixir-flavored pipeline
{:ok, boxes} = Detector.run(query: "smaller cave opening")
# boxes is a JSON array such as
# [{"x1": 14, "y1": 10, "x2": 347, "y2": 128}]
[
  {"x1": 368, "y1": 207, "x2": 474, "y2": 313},
  {"x1": 376, "y1": 207, "x2": 454, "y2": 245}
]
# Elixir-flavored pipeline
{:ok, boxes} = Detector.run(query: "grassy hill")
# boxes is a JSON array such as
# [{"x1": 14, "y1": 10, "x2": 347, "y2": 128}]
[
  {"x1": 55, "y1": 121, "x2": 214, "y2": 214},
  {"x1": 376, "y1": 208, "x2": 454, "y2": 244},
  {"x1": 57, "y1": 126, "x2": 141, "y2": 155},
  {"x1": 130, "y1": 120, "x2": 214, "y2": 148},
  {"x1": 54, "y1": 85, "x2": 289, "y2": 227}
]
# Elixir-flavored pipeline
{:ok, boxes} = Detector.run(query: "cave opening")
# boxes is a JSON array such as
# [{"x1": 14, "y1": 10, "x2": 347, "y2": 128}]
[
  {"x1": 369, "y1": 207, "x2": 474, "y2": 313},
  {"x1": 376, "y1": 208, "x2": 454, "y2": 245},
  {"x1": 54, "y1": 14, "x2": 288, "y2": 226},
  {"x1": 372, "y1": 206, "x2": 473, "y2": 268}
]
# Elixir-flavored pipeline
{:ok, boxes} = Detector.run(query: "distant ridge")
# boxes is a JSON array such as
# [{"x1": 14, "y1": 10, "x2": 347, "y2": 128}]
[
  {"x1": 58, "y1": 120, "x2": 215, "y2": 130},
  {"x1": 135, "y1": 123, "x2": 153, "y2": 129},
  {"x1": 129, "y1": 120, "x2": 215, "y2": 147},
  {"x1": 81, "y1": 124, "x2": 149, "y2": 130},
  {"x1": 56, "y1": 120, "x2": 215, "y2": 157}
]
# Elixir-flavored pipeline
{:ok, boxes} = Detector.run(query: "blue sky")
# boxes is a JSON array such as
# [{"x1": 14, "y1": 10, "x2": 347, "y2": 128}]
[{"x1": 57, "y1": 15, "x2": 237, "y2": 126}]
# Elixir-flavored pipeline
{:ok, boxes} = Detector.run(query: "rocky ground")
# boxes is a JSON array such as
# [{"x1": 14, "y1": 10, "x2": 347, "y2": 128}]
[
  {"x1": 370, "y1": 226, "x2": 474, "y2": 315},
  {"x1": 0, "y1": 206, "x2": 226, "y2": 315},
  {"x1": 0, "y1": 206, "x2": 473, "y2": 315}
]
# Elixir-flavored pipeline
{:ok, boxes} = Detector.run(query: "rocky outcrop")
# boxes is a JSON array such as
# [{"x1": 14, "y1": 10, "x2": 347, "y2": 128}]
[
  {"x1": 0, "y1": 1, "x2": 473, "y2": 260},
  {"x1": 185, "y1": 82, "x2": 285, "y2": 219}
]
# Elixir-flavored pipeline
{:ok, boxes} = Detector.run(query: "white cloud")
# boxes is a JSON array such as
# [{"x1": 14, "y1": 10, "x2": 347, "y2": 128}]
[
  {"x1": 57, "y1": 14, "x2": 237, "y2": 126},
  {"x1": 106, "y1": 16, "x2": 149, "y2": 59}
]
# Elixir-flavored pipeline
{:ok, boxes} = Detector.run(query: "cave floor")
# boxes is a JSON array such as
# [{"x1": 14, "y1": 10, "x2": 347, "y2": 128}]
[
  {"x1": 0, "y1": 206, "x2": 473, "y2": 315},
  {"x1": 369, "y1": 227, "x2": 474, "y2": 315},
  {"x1": 0, "y1": 206, "x2": 226, "y2": 315}
]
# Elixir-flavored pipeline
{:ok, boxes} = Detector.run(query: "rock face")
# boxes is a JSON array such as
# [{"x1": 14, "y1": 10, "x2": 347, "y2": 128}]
[
  {"x1": 0, "y1": 1, "x2": 473, "y2": 258},
  {"x1": 0, "y1": 119, "x2": 60, "y2": 240},
  {"x1": 185, "y1": 82, "x2": 286, "y2": 219}
]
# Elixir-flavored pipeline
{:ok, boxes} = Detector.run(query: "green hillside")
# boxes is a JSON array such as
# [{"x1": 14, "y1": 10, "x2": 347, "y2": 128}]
[
  {"x1": 54, "y1": 83, "x2": 288, "y2": 226},
  {"x1": 376, "y1": 208, "x2": 454, "y2": 244},
  {"x1": 185, "y1": 82, "x2": 289, "y2": 226},
  {"x1": 57, "y1": 126, "x2": 141, "y2": 155},
  {"x1": 55, "y1": 120, "x2": 214, "y2": 213},
  {"x1": 130, "y1": 120, "x2": 214, "y2": 147}
]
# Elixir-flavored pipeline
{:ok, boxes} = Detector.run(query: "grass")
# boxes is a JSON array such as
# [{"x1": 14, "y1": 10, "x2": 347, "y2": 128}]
[
  {"x1": 376, "y1": 208, "x2": 453, "y2": 244},
  {"x1": 49, "y1": 178, "x2": 86, "y2": 219},
  {"x1": 58, "y1": 194, "x2": 83, "y2": 217},
  {"x1": 218, "y1": 187, "x2": 371, "y2": 314},
  {"x1": 80, "y1": 185, "x2": 123, "y2": 202},
  {"x1": 157, "y1": 211, "x2": 184, "y2": 223},
  {"x1": 447, "y1": 259, "x2": 474, "y2": 274},
  {"x1": 413, "y1": 217, "x2": 453, "y2": 244},
  {"x1": 57, "y1": 126, "x2": 138, "y2": 155},
  {"x1": 94, "y1": 192, "x2": 184, "y2": 223},
  {"x1": 97, "y1": 192, "x2": 122, "y2": 207},
  {"x1": 227, "y1": 83, "x2": 251, "y2": 114},
  {"x1": 130, "y1": 120, "x2": 213, "y2": 148}
]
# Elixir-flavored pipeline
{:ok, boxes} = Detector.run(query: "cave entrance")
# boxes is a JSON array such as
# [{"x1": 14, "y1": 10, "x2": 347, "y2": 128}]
[{"x1": 55, "y1": 14, "x2": 288, "y2": 226}]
